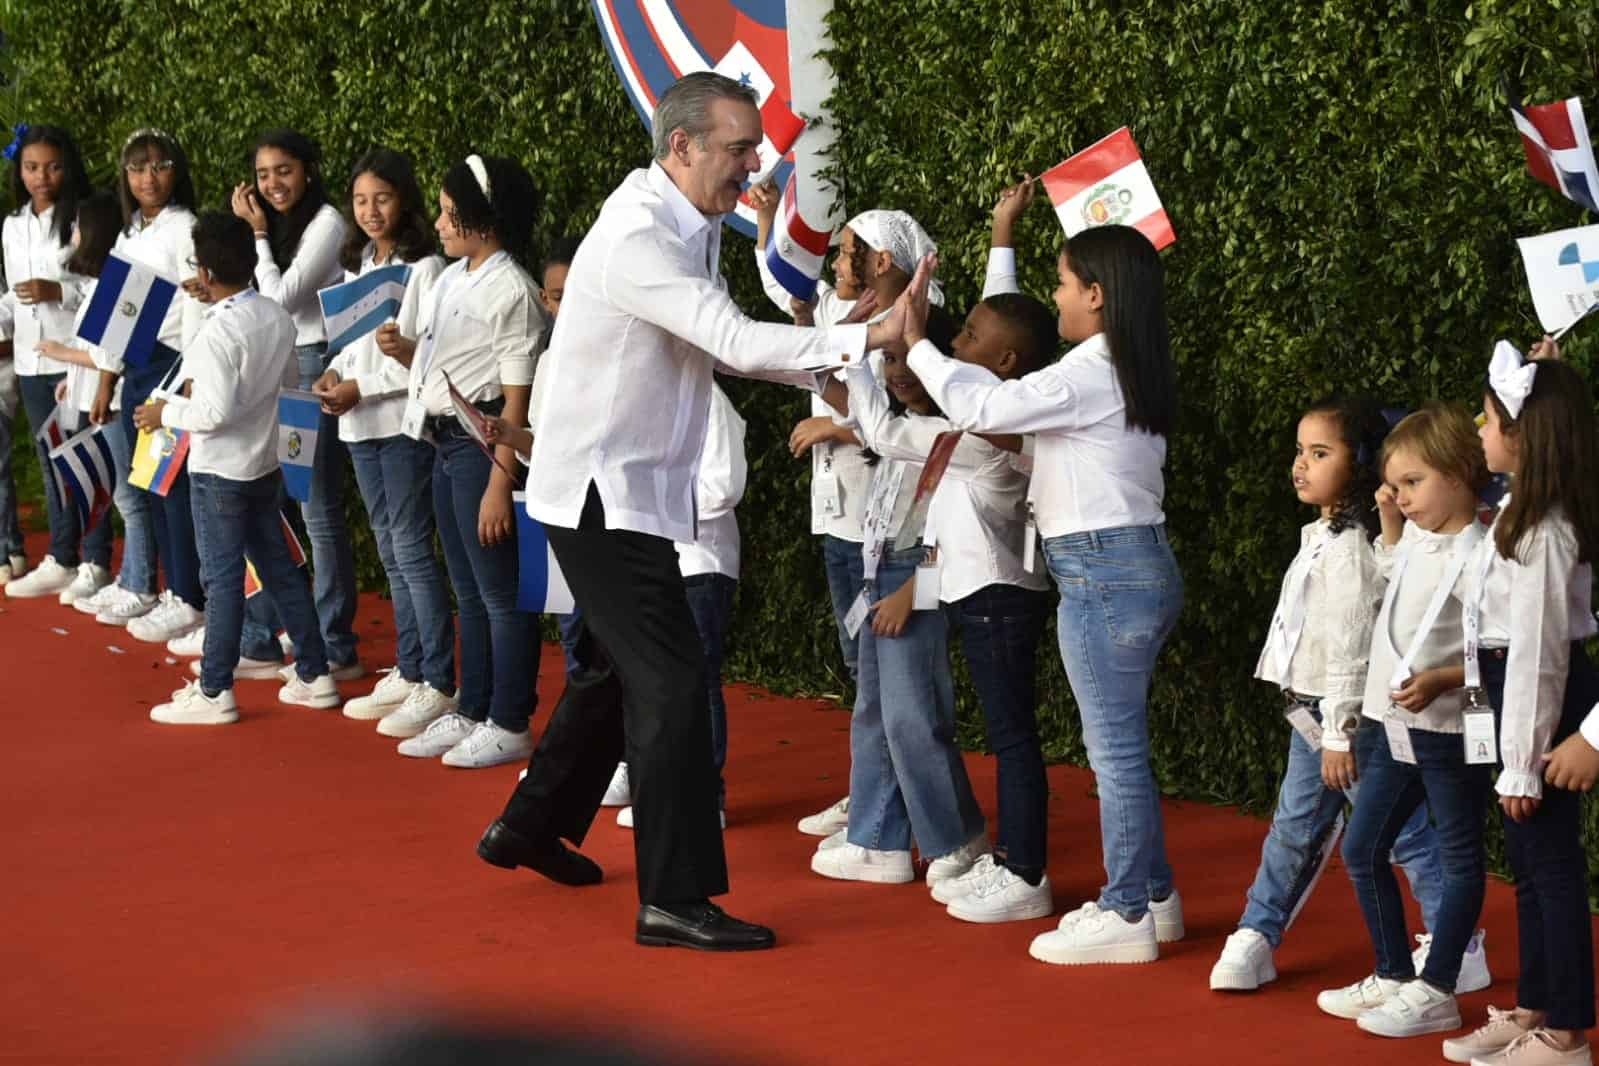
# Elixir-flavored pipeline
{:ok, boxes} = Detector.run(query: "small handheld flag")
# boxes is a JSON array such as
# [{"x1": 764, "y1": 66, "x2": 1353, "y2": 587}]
[
  {"x1": 128, "y1": 425, "x2": 190, "y2": 496},
  {"x1": 713, "y1": 42, "x2": 807, "y2": 180},
  {"x1": 1515, "y1": 223, "x2": 1599, "y2": 334},
  {"x1": 894, "y1": 431, "x2": 964, "y2": 551},
  {"x1": 763, "y1": 171, "x2": 834, "y2": 302},
  {"x1": 276, "y1": 389, "x2": 321, "y2": 502},
  {"x1": 318, "y1": 263, "x2": 411, "y2": 356},
  {"x1": 244, "y1": 512, "x2": 307, "y2": 599},
  {"x1": 33, "y1": 402, "x2": 67, "y2": 455},
  {"x1": 1040, "y1": 128, "x2": 1175, "y2": 251},
  {"x1": 47, "y1": 423, "x2": 117, "y2": 533},
  {"x1": 76, "y1": 251, "x2": 179, "y2": 370},
  {"x1": 512, "y1": 491, "x2": 574, "y2": 614},
  {"x1": 1510, "y1": 94, "x2": 1599, "y2": 214},
  {"x1": 441, "y1": 370, "x2": 518, "y2": 480}
]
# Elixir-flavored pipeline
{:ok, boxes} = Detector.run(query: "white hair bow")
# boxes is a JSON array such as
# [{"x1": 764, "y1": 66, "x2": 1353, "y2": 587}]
[{"x1": 1489, "y1": 339, "x2": 1537, "y2": 419}]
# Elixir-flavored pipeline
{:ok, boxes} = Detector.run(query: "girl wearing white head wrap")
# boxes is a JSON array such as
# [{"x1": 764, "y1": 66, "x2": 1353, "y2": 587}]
[{"x1": 846, "y1": 209, "x2": 945, "y2": 307}]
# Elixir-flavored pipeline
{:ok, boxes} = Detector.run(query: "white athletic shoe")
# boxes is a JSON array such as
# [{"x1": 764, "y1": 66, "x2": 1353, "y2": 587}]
[
  {"x1": 798, "y1": 795, "x2": 850, "y2": 836},
  {"x1": 816, "y1": 828, "x2": 849, "y2": 852},
  {"x1": 127, "y1": 591, "x2": 203, "y2": 643},
  {"x1": 947, "y1": 865, "x2": 1054, "y2": 924},
  {"x1": 931, "y1": 853, "x2": 1000, "y2": 903},
  {"x1": 91, "y1": 585, "x2": 158, "y2": 625},
  {"x1": 600, "y1": 762, "x2": 631, "y2": 807},
  {"x1": 440, "y1": 720, "x2": 533, "y2": 768},
  {"x1": 1356, "y1": 978, "x2": 1461, "y2": 1038},
  {"x1": 810, "y1": 841, "x2": 914, "y2": 883},
  {"x1": 1027, "y1": 901, "x2": 1159, "y2": 965},
  {"x1": 190, "y1": 656, "x2": 287, "y2": 681},
  {"x1": 1442, "y1": 1006, "x2": 1535, "y2": 1064},
  {"x1": 342, "y1": 669, "x2": 414, "y2": 721},
  {"x1": 1317, "y1": 974, "x2": 1405, "y2": 1020},
  {"x1": 1414, "y1": 930, "x2": 1492, "y2": 995},
  {"x1": 376, "y1": 683, "x2": 456, "y2": 738},
  {"x1": 73, "y1": 578, "x2": 122, "y2": 615},
  {"x1": 397, "y1": 712, "x2": 476, "y2": 757},
  {"x1": 58, "y1": 561, "x2": 111, "y2": 605},
  {"x1": 1209, "y1": 928, "x2": 1278, "y2": 991},
  {"x1": 278, "y1": 673, "x2": 340, "y2": 709},
  {"x1": 0, "y1": 553, "x2": 28, "y2": 586},
  {"x1": 926, "y1": 832, "x2": 991, "y2": 885},
  {"x1": 5, "y1": 555, "x2": 74, "y2": 598},
  {"x1": 1150, "y1": 889, "x2": 1186, "y2": 943},
  {"x1": 167, "y1": 626, "x2": 206, "y2": 657},
  {"x1": 278, "y1": 658, "x2": 365, "y2": 684},
  {"x1": 150, "y1": 679, "x2": 239, "y2": 725}
]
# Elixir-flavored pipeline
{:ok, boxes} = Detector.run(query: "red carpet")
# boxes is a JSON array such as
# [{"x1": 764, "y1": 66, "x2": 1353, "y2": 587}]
[{"x1": 4, "y1": 549, "x2": 1593, "y2": 1065}]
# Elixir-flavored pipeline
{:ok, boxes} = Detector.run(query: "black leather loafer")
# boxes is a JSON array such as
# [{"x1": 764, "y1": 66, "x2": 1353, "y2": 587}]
[
  {"x1": 476, "y1": 819, "x2": 602, "y2": 886},
  {"x1": 636, "y1": 902, "x2": 776, "y2": 951}
]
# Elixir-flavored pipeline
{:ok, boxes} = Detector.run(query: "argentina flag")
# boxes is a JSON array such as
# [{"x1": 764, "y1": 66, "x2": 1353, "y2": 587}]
[
  {"x1": 317, "y1": 263, "x2": 411, "y2": 356},
  {"x1": 48, "y1": 423, "x2": 117, "y2": 532},
  {"x1": 76, "y1": 252, "x2": 179, "y2": 370},
  {"x1": 513, "y1": 491, "x2": 575, "y2": 614},
  {"x1": 277, "y1": 389, "x2": 321, "y2": 502}
]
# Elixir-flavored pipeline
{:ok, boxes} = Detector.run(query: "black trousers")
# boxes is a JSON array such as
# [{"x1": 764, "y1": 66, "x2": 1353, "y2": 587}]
[{"x1": 501, "y1": 486, "x2": 729, "y2": 905}]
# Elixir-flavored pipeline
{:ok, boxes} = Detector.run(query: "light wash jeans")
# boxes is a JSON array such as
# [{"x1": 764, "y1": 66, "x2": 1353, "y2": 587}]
[
  {"x1": 1043, "y1": 524, "x2": 1181, "y2": 922},
  {"x1": 294, "y1": 344, "x2": 358, "y2": 665},
  {"x1": 822, "y1": 533, "x2": 866, "y2": 683},
  {"x1": 102, "y1": 415, "x2": 157, "y2": 594}
]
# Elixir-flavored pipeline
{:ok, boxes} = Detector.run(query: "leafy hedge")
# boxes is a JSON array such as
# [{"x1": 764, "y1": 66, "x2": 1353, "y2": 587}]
[{"x1": 4, "y1": 0, "x2": 1598, "y2": 884}]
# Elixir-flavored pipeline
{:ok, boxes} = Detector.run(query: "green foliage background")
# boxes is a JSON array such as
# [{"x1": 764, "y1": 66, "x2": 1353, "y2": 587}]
[{"x1": 3, "y1": 0, "x2": 1598, "y2": 883}]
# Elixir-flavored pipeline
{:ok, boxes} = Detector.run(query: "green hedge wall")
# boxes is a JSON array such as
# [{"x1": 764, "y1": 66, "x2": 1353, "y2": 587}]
[{"x1": 4, "y1": 0, "x2": 1598, "y2": 881}]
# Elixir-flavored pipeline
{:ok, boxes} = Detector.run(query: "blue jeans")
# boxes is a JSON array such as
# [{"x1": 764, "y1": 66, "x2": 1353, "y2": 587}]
[
  {"x1": 558, "y1": 610, "x2": 584, "y2": 675},
  {"x1": 0, "y1": 383, "x2": 21, "y2": 557},
  {"x1": 433, "y1": 430, "x2": 534, "y2": 731},
  {"x1": 1344, "y1": 719, "x2": 1492, "y2": 989},
  {"x1": 685, "y1": 571, "x2": 736, "y2": 805},
  {"x1": 122, "y1": 351, "x2": 205, "y2": 609},
  {"x1": 847, "y1": 544, "x2": 985, "y2": 857},
  {"x1": 1238, "y1": 702, "x2": 1443, "y2": 947},
  {"x1": 1044, "y1": 524, "x2": 1182, "y2": 921},
  {"x1": 20, "y1": 372, "x2": 91, "y2": 566},
  {"x1": 348, "y1": 434, "x2": 454, "y2": 694},
  {"x1": 952, "y1": 582, "x2": 1052, "y2": 874},
  {"x1": 102, "y1": 415, "x2": 156, "y2": 593},
  {"x1": 190, "y1": 470, "x2": 328, "y2": 694},
  {"x1": 822, "y1": 533, "x2": 865, "y2": 683},
  {"x1": 294, "y1": 344, "x2": 358, "y2": 665}
]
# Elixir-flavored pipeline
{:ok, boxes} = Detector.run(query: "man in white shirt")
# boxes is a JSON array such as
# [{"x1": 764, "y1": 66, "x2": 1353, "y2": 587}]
[{"x1": 479, "y1": 71, "x2": 908, "y2": 951}]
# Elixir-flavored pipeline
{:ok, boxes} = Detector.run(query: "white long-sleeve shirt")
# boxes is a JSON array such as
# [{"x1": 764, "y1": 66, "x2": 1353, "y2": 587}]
[
  {"x1": 100, "y1": 205, "x2": 206, "y2": 372},
  {"x1": 1255, "y1": 519, "x2": 1382, "y2": 752},
  {"x1": 253, "y1": 203, "x2": 348, "y2": 346},
  {"x1": 0, "y1": 204, "x2": 86, "y2": 376},
  {"x1": 526, "y1": 163, "x2": 867, "y2": 543},
  {"x1": 1470, "y1": 503, "x2": 1597, "y2": 798},
  {"x1": 329, "y1": 249, "x2": 444, "y2": 442},
  {"x1": 674, "y1": 382, "x2": 747, "y2": 579},
  {"x1": 405, "y1": 251, "x2": 543, "y2": 418},
  {"x1": 60, "y1": 277, "x2": 122, "y2": 412},
  {"x1": 159, "y1": 289, "x2": 296, "y2": 481}
]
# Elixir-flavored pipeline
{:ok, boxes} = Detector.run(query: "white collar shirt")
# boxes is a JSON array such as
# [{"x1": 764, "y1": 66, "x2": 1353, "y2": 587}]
[
  {"x1": 104, "y1": 205, "x2": 205, "y2": 370},
  {"x1": 62, "y1": 277, "x2": 122, "y2": 412},
  {"x1": 253, "y1": 203, "x2": 348, "y2": 346},
  {"x1": 674, "y1": 381, "x2": 748, "y2": 579},
  {"x1": 330, "y1": 249, "x2": 444, "y2": 441},
  {"x1": 1, "y1": 204, "x2": 88, "y2": 375},
  {"x1": 406, "y1": 251, "x2": 544, "y2": 417}
]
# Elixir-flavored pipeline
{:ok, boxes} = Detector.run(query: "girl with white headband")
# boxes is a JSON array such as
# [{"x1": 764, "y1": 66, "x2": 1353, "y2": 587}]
[{"x1": 1442, "y1": 347, "x2": 1599, "y2": 1066}]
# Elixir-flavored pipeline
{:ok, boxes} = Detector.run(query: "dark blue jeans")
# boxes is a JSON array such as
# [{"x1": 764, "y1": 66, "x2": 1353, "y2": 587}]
[
  {"x1": 822, "y1": 533, "x2": 865, "y2": 683},
  {"x1": 190, "y1": 470, "x2": 328, "y2": 694},
  {"x1": 685, "y1": 571, "x2": 736, "y2": 806},
  {"x1": 558, "y1": 610, "x2": 584, "y2": 675},
  {"x1": 433, "y1": 429, "x2": 533, "y2": 731},
  {"x1": 1482, "y1": 644, "x2": 1597, "y2": 1030},
  {"x1": 19, "y1": 371, "x2": 96, "y2": 566},
  {"x1": 295, "y1": 345, "x2": 358, "y2": 665},
  {"x1": 122, "y1": 351, "x2": 205, "y2": 609},
  {"x1": 952, "y1": 581, "x2": 1052, "y2": 875},
  {"x1": 0, "y1": 378, "x2": 22, "y2": 557},
  {"x1": 1344, "y1": 718, "x2": 1492, "y2": 990}
]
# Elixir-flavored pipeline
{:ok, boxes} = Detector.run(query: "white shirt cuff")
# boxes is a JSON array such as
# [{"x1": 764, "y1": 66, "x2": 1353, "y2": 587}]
[{"x1": 1495, "y1": 767, "x2": 1544, "y2": 800}]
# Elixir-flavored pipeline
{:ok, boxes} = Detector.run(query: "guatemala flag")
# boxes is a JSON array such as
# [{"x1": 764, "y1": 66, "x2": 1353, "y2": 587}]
[
  {"x1": 48, "y1": 423, "x2": 117, "y2": 532},
  {"x1": 318, "y1": 263, "x2": 411, "y2": 356},
  {"x1": 1510, "y1": 94, "x2": 1599, "y2": 214},
  {"x1": 76, "y1": 251, "x2": 178, "y2": 370},
  {"x1": 513, "y1": 491, "x2": 575, "y2": 614},
  {"x1": 763, "y1": 170, "x2": 833, "y2": 301},
  {"x1": 276, "y1": 389, "x2": 321, "y2": 502}
]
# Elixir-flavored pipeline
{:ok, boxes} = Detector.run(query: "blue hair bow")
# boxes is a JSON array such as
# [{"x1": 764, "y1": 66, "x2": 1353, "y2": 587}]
[{"x1": 3, "y1": 123, "x2": 30, "y2": 163}]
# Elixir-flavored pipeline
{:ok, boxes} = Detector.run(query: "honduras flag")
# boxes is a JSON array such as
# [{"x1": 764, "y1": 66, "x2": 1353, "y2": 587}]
[
  {"x1": 48, "y1": 423, "x2": 117, "y2": 532},
  {"x1": 318, "y1": 263, "x2": 411, "y2": 356},
  {"x1": 276, "y1": 389, "x2": 321, "y2": 502},
  {"x1": 513, "y1": 491, "x2": 575, "y2": 614},
  {"x1": 76, "y1": 252, "x2": 178, "y2": 370}
]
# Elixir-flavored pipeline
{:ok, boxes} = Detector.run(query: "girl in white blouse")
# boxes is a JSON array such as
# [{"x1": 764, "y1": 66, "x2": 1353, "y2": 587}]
[{"x1": 1451, "y1": 350, "x2": 1599, "y2": 1063}]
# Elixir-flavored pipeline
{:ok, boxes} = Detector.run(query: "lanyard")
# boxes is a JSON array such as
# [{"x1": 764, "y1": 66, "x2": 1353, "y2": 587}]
[
  {"x1": 1462, "y1": 518, "x2": 1502, "y2": 693},
  {"x1": 1380, "y1": 524, "x2": 1483, "y2": 690},
  {"x1": 860, "y1": 459, "x2": 908, "y2": 586},
  {"x1": 1265, "y1": 526, "x2": 1332, "y2": 684}
]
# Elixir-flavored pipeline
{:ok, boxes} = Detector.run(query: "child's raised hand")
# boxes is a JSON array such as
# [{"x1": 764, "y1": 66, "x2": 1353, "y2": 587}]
[
  {"x1": 1320, "y1": 748, "x2": 1357, "y2": 790},
  {"x1": 748, "y1": 179, "x2": 780, "y2": 222},
  {"x1": 1528, "y1": 334, "x2": 1561, "y2": 362},
  {"x1": 869, "y1": 579, "x2": 916, "y2": 638},
  {"x1": 991, "y1": 177, "x2": 1036, "y2": 237},
  {"x1": 790, "y1": 297, "x2": 817, "y2": 326},
  {"x1": 1542, "y1": 732, "x2": 1599, "y2": 792}
]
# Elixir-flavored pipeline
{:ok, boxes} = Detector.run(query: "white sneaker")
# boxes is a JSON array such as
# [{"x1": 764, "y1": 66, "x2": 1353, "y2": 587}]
[
  {"x1": 926, "y1": 832, "x2": 991, "y2": 885},
  {"x1": 947, "y1": 865, "x2": 1054, "y2": 924},
  {"x1": 5, "y1": 555, "x2": 74, "y2": 598},
  {"x1": 810, "y1": 841, "x2": 914, "y2": 883},
  {"x1": 58, "y1": 561, "x2": 111, "y2": 605},
  {"x1": 277, "y1": 658, "x2": 365, "y2": 684},
  {"x1": 931, "y1": 853, "x2": 1001, "y2": 904},
  {"x1": 167, "y1": 626, "x2": 206, "y2": 657},
  {"x1": 816, "y1": 828, "x2": 849, "y2": 852},
  {"x1": 376, "y1": 683, "x2": 456, "y2": 738},
  {"x1": 0, "y1": 553, "x2": 27, "y2": 585},
  {"x1": 342, "y1": 669, "x2": 414, "y2": 720},
  {"x1": 441, "y1": 720, "x2": 533, "y2": 768},
  {"x1": 1150, "y1": 889, "x2": 1186, "y2": 943},
  {"x1": 1357, "y1": 978, "x2": 1461, "y2": 1038},
  {"x1": 278, "y1": 673, "x2": 340, "y2": 709},
  {"x1": 397, "y1": 711, "x2": 475, "y2": 757},
  {"x1": 127, "y1": 591, "x2": 203, "y2": 643},
  {"x1": 1209, "y1": 928, "x2": 1278, "y2": 991},
  {"x1": 1317, "y1": 974, "x2": 1404, "y2": 1020},
  {"x1": 189, "y1": 656, "x2": 285, "y2": 681},
  {"x1": 1442, "y1": 1007, "x2": 1535, "y2": 1064},
  {"x1": 150, "y1": 679, "x2": 239, "y2": 725},
  {"x1": 91, "y1": 585, "x2": 157, "y2": 625},
  {"x1": 798, "y1": 795, "x2": 850, "y2": 836},
  {"x1": 601, "y1": 762, "x2": 631, "y2": 807},
  {"x1": 1475, "y1": 1029, "x2": 1595, "y2": 1065},
  {"x1": 1415, "y1": 930, "x2": 1492, "y2": 995},
  {"x1": 1028, "y1": 901, "x2": 1159, "y2": 965},
  {"x1": 616, "y1": 804, "x2": 724, "y2": 830},
  {"x1": 73, "y1": 578, "x2": 122, "y2": 615}
]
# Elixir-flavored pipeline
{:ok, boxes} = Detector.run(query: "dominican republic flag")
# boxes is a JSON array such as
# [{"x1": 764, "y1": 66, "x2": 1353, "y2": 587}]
[
  {"x1": 318, "y1": 263, "x2": 411, "y2": 357},
  {"x1": 47, "y1": 423, "x2": 116, "y2": 532},
  {"x1": 1511, "y1": 94, "x2": 1599, "y2": 213},
  {"x1": 76, "y1": 251, "x2": 178, "y2": 370},
  {"x1": 277, "y1": 389, "x2": 321, "y2": 502},
  {"x1": 512, "y1": 491, "x2": 575, "y2": 614},
  {"x1": 128, "y1": 425, "x2": 189, "y2": 496},
  {"x1": 764, "y1": 170, "x2": 833, "y2": 301},
  {"x1": 1040, "y1": 128, "x2": 1176, "y2": 251},
  {"x1": 713, "y1": 41, "x2": 807, "y2": 179},
  {"x1": 243, "y1": 513, "x2": 306, "y2": 599}
]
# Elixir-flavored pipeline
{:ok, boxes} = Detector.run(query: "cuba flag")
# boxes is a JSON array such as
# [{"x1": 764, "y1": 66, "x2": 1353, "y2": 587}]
[
  {"x1": 512, "y1": 491, "x2": 575, "y2": 614},
  {"x1": 48, "y1": 423, "x2": 117, "y2": 533},
  {"x1": 318, "y1": 263, "x2": 411, "y2": 357},
  {"x1": 76, "y1": 252, "x2": 178, "y2": 370},
  {"x1": 276, "y1": 389, "x2": 321, "y2": 502}
]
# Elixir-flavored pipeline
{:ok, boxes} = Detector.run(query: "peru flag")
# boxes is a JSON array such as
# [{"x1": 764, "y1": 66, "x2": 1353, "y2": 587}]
[
  {"x1": 1040, "y1": 127, "x2": 1175, "y2": 251},
  {"x1": 763, "y1": 171, "x2": 833, "y2": 301},
  {"x1": 714, "y1": 41, "x2": 806, "y2": 178},
  {"x1": 1511, "y1": 95, "x2": 1599, "y2": 213}
]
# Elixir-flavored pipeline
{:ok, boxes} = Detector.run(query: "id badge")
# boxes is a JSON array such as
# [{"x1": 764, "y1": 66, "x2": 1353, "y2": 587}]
[
  {"x1": 1384, "y1": 716, "x2": 1418, "y2": 765},
  {"x1": 1463, "y1": 709, "x2": 1497, "y2": 765},
  {"x1": 843, "y1": 589, "x2": 870, "y2": 639},
  {"x1": 1022, "y1": 518, "x2": 1038, "y2": 574},
  {"x1": 913, "y1": 550, "x2": 941, "y2": 611},
  {"x1": 400, "y1": 396, "x2": 429, "y2": 441},
  {"x1": 816, "y1": 472, "x2": 842, "y2": 518},
  {"x1": 1285, "y1": 706, "x2": 1323, "y2": 751}
]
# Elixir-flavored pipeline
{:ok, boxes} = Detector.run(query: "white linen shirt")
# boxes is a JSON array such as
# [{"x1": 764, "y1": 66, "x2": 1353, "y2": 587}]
[
  {"x1": 1254, "y1": 519, "x2": 1382, "y2": 752},
  {"x1": 525, "y1": 164, "x2": 867, "y2": 543},
  {"x1": 1469, "y1": 503, "x2": 1597, "y2": 798},
  {"x1": 100, "y1": 205, "x2": 206, "y2": 373},
  {"x1": 253, "y1": 203, "x2": 348, "y2": 346},
  {"x1": 329, "y1": 250, "x2": 444, "y2": 442},
  {"x1": 909, "y1": 332, "x2": 1165, "y2": 538},
  {"x1": 159, "y1": 289, "x2": 296, "y2": 482},
  {"x1": 405, "y1": 250, "x2": 543, "y2": 417},
  {"x1": 674, "y1": 382, "x2": 747, "y2": 579},
  {"x1": 0, "y1": 204, "x2": 85, "y2": 376},
  {"x1": 61, "y1": 277, "x2": 123, "y2": 412}
]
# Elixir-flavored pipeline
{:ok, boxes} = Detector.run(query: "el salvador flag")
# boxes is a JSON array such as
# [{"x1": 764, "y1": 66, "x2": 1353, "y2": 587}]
[
  {"x1": 77, "y1": 252, "x2": 179, "y2": 370},
  {"x1": 318, "y1": 263, "x2": 411, "y2": 356},
  {"x1": 512, "y1": 491, "x2": 575, "y2": 614},
  {"x1": 277, "y1": 389, "x2": 321, "y2": 502}
]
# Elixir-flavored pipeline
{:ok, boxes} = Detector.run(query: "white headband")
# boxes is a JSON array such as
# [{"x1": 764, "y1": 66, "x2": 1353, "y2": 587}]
[
  {"x1": 465, "y1": 154, "x2": 492, "y2": 200},
  {"x1": 1488, "y1": 340, "x2": 1537, "y2": 420}
]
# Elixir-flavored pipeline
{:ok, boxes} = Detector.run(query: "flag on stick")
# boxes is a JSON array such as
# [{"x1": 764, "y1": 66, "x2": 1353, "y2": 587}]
[
  {"x1": 277, "y1": 389, "x2": 321, "y2": 502},
  {"x1": 513, "y1": 491, "x2": 574, "y2": 614},
  {"x1": 1515, "y1": 223, "x2": 1599, "y2": 333},
  {"x1": 128, "y1": 425, "x2": 189, "y2": 496},
  {"x1": 318, "y1": 263, "x2": 411, "y2": 356},
  {"x1": 1510, "y1": 94, "x2": 1599, "y2": 213},
  {"x1": 714, "y1": 41, "x2": 807, "y2": 180},
  {"x1": 763, "y1": 171, "x2": 834, "y2": 302},
  {"x1": 1040, "y1": 128, "x2": 1175, "y2": 250},
  {"x1": 76, "y1": 251, "x2": 178, "y2": 370},
  {"x1": 244, "y1": 513, "x2": 307, "y2": 599},
  {"x1": 442, "y1": 370, "x2": 518, "y2": 480},
  {"x1": 47, "y1": 423, "x2": 116, "y2": 532},
  {"x1": 34, "y1": 402, "x2": 67, "y2": 455},
  {"x1": 894, "y1": 432, "x2": 964, "y2": 551}
]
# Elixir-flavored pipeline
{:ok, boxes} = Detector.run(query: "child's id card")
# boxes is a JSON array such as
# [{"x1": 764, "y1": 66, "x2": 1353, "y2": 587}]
[
  {"x1": 1384, "y1": 716, "x2": 1418, "y2": 765},
  {"x1": 843, "y1": 589, "x2": 871, "y2": 639}
]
